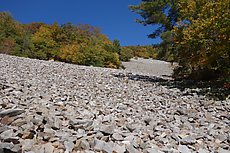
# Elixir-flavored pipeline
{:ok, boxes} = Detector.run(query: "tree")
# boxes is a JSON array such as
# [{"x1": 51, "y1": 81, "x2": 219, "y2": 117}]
[
  {"x1": 173, "y1": 0, "x2": 230, "y2": 80},
  {"x1": 31, "y1": 24, "x2": 59, "y2": 60},
  {"x1": 112, "y1": 39, "x2": 121, "y2": 55},
  {"x1": 59, "y1": 23, "x2": 120, "y2": 68},
  {"x1": 24, "y1": 22, "x2": 45, "y2": 34},
  {"x1": 130, "y1": 0, "x2": 179, "y2": 62},
  {"x1": 0, "y1": 12, "x2": 27, "y2": 55},
  {"x1": 129, "y1": 0, "x2": 179, "y2": 38},
  {"x1": 120, "y1": 47, "x2": 133, "y2": 61},
  {"x1": 157, "y1": 31, "x2": 174, "y2": 61},
  {"x1": 130, "y1": 0, "x2": 229, "y2": 82},
  {"x1": 0, "y1": 11, "x2": 122, "y2": 69}
]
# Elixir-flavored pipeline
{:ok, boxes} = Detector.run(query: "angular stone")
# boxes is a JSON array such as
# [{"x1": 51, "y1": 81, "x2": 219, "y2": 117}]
[
  {"x1": 0, "y1": 109, "x2": 25, "y2": 117},
  {"x1": 81, "y1": 139, "x2": 90, "y2": 150},
  {"x1": 124, "y1": 135, "x2": 135, "y2": 144},
  {"x1": 102, "y1": 115, "x2": 112, "y2": 122},
  {"x1": 112, "y1": 133, "x2": 123, "y2": 141},
  {"x1": 112, "y1": 144, "x2": 126, "y2": 153},
  {"x1": 38, "y1": 132, "x2": 52, "y2": 142},
  {"x1": 64, "y1": 141, "x2": 74, "y2": 152},
  {"x1": 55, "y1": 131, "x2": 71, "y2": 138},
  {"x1": 22, "y1": 130, "x2": 36, "y2": 139},
  {"x1": 0, "y1": 129, "x2": 14, "y2": 139},
  {"x1": 216, "y1": 134, "x2": 227, "y2": 142},
  {"x1": 178, "y1": 145, "x2": 191, "y2": 153},
  {"x1": 0, "y1": 142, "x2": 14, "y2": 150},
  {"x1": 126, "y1": 144, "x2": 141, "y2": 153},
  {"x1": 52, "y1": 141, "x2": 64, "y2": 150},
  {"x1": 94, "y1": 139, "x2": 112, "y2": 153},
  {"x1": 180, "y1": 137, "x2": 196, "y2": 145},
  {"x1": 21, "y1": 139, "x2": 35, "y2": 151},
  {"x1": 101, "y1": 136, "x2": 109, "y2": 142},
  {"x1": 95, "y1": 131, "x2": 104, "y2": 139},
  {"x1": 100, "y1": 125, "x2": 114, "y2": 135},
  {"x1": 44, "y1": 143, "x2": 54, "y2": 153},
  {"x1": 10, "y1": 144, "x2": 22, "y2": 153},
  {"x1": 0, "y1": 126, "x2": 9, "y2": 134},
  {"x1": 11, "y1": 118, "x2": 27, "y2": 127},
  {"x1": 69, "y1": 119, "x2": 93, "y2": 129},
  {"x1": 76, "y1": 129, "x2": 86, "y2": 138},
  {"x1": 126, "y1": 124, "x2": 136, "y2": 132},
  {"x1": 0, "y1": 116, "x2": 14, "y2": 125},
  {"x1": 52, "y1": 118, "x2": 61, "y2": 130},
  {"x1": 74, "y1": 139, "x2": 90, "y2": 151},
  {"x1": 198, "y1": 148, "x2": 209, "y2": 153}
]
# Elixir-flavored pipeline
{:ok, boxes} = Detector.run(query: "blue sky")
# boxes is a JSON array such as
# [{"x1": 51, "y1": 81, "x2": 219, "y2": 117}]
[{"x1": 0, "y1": 0, "x2": 161, "y2": 46}]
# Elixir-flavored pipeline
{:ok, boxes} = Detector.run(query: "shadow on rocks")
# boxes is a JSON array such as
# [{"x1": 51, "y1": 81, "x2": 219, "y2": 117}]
[
  {"x1": 112, "y1": 73, "x2": 230, "y2": 100},
  {"x1": 112, "y1": 73, "x2": 168, "y2": 82}
]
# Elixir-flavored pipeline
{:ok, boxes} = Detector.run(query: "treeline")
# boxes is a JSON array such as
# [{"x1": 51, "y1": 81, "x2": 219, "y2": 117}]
[
  {"x1": 130, "y1": 0, "x2": 229, "y2": 82},
  {"x1": 0, "y1": 12, "x2": 171, "y2": 69},
  {"x1": 0, "y1": 12, "x2": 139, "y2": 68},
  {"x1": 122, "y1": 46, "x2": 158, "y2": 60}
]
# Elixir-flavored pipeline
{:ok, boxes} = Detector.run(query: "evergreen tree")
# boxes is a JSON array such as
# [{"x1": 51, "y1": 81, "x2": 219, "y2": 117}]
[{"x1": 129, "y1": 0, "x2": 179, "y2": 38}]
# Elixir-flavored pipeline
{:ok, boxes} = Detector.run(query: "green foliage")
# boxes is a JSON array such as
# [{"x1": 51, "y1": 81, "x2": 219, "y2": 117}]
[
  {"x1": 112, "y1": 39, "x2": 121, "y2": 55},
  {"x1": 154, "y1": 31, "x2": 175, "y2": 62},
  {"x1": 129, "y1": 0, "x2": 179, "y2": 61},
  {"x1": 0, "y1": 12, "x2": 26, "y2": 55},
  {"x1": 31, "y1": 24, "x2": 60, "y2": 60},
  {"x1": 123, "y1": 46, "x2": 158, "y2": 59},
  {"x1": 120, "y1": 47, "x2": 133, "y2": 62},
  {"x1": 173, "y1": 0, "x2": 230, "y2": 80},
  {"x1": 0, "y1": 12, "x2": 121, "y2": 68},
  {"x1": 24, "y1": 22, "x2": 45, "y2": 34},
  {"x1": 131, "y1": 0, "x2": 229, "y2": 82},
  {"x1": 129, "y1": 0, "x2": 179, "y2": 38},
  {"x1": 77, "y1": 46, "x2": 105, "y2": 67}
]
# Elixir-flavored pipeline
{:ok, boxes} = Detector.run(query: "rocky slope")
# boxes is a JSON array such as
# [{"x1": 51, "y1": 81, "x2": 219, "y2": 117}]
[
  {"x1": 122, "y1": 58, "x2": 174, "y2": 77},
  {"x1": 0, "y1": 54, "x2": 229, "y2": 153}
]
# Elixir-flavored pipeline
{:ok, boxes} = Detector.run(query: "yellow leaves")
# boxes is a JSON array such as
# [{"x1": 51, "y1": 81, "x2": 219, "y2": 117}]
[
  {"x1": 174, "y1": 0, "x2": 230, "y2": 78},
  {"x1": 32, "y1": 26, "x2": 51, "y2": 40},
  {"x1": 32, "y1": 25, "x2": 58, "y2": 48},
  {"x1": 61, "y1": 44, "x2": 80, "y2": 55},
  {"x1": 0, "y1": 12, "x2": 122, "y2": 68},
  {"x1": 59, "y1": 44, "x2": 81, "y2": 63}
]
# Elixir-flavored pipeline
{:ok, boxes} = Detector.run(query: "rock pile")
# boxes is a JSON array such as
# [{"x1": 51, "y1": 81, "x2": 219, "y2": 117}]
[{"x1": 0, "y1": 54, "x2": 229, "y2": 153}]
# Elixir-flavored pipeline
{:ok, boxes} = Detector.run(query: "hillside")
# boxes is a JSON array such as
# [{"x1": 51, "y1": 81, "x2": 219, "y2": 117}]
[
  {"x1": 122, "y1": 58, "x2": 174, "y2": 78},
  {"x1": 0, "y1": 54, "x2": 229, "y2": 153}
]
